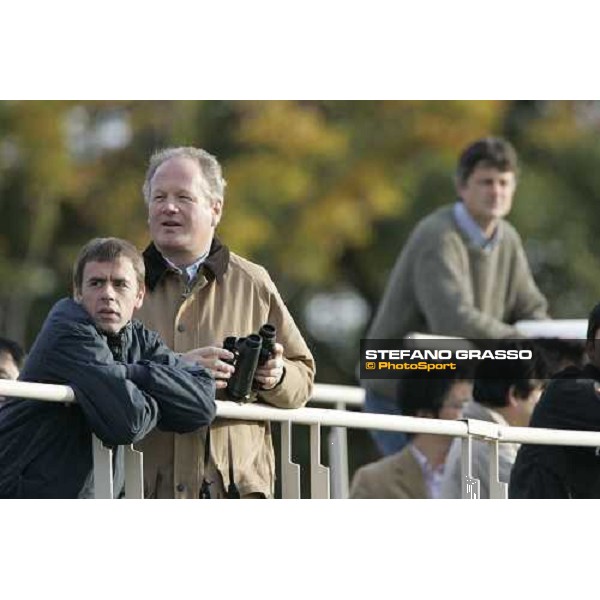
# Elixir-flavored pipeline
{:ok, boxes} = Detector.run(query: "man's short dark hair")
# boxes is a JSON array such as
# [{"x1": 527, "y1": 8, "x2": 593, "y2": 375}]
[
  {"x1": 456, "y1": 137, "x2": 519, "y2": 186},
  {"x1": 397, "y1": 364, "x2": 473, "y2": 418},
  {"x1": 473, "y1": 341, "x2": 548, "y2": 408},
  {"x1": 586, "y1": 302, "x2": 600, "y2": 343},
  {"x1": 535, "y1": 338, "x2": 586, "y2": 374},
  {"x1": 0, "y1": 337, "x2": 25, "y2": 369},
  {"x1": 73, "y1": 237, "x2": 145, "y2": 293}
]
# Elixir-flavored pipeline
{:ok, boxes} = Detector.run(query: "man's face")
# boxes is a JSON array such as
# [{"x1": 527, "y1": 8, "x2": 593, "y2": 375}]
[
  {"x1": 438, "y1": 380, "x2": 473, "y2": 420},
  {"x1": 458, "y1": 164, "x2": 516, "y2": 232},
  {"x1": 0, "y1": 351, "x2": 19, "y2": 380},
  {"x1": 148, "y1": 157, "x2": 222, "y2": 265},
  {"x1": 75, "y1": 257, "x2": 144, "y2": 334}
]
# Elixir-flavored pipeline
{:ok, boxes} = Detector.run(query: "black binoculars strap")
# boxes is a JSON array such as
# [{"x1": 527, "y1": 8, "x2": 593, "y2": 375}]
[
  {"x1": 226, "y1": 429, "x2": 241, "y2": 499},
  {"x1": 199, "y1": 427, "x2": 212, "y2": 499},
  {"x1": 199, "y1": 426, "x2": 241, "y2": 499}
]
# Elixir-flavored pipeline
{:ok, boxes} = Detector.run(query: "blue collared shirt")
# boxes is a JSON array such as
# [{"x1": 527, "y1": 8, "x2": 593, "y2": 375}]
[
  {"x1": 163, "y1": 250, "x2": 209, "y2": 284},
  {"x1": 453, "y1": 201, "x2": 501, "y2": 251}
]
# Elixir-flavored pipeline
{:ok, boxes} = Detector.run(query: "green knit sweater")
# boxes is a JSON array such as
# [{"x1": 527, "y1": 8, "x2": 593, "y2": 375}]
[{"x1": 364, "y1": 205, "x2": 548, "y2": 398}]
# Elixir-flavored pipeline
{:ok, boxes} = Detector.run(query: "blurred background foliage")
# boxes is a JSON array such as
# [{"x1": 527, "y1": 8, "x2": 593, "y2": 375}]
[{"x1": 2, "y1": 100, "x2": 600, "y2": 388}]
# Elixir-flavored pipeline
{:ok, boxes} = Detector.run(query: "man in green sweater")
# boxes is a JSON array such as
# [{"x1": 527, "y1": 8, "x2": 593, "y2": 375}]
[{"x1": 362, "y1": 137, "x2": 548, "y2": 455}]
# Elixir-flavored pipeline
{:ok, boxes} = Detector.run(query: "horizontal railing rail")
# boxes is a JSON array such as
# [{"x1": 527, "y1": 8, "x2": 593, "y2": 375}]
[
  {"x1": 0, "y1": 379, "x2": 363, "y2": 408},
  {"x1": 0, "y1": 378, "x2": 76, "y2": 403},
  {"x1": 3, "y1": 375, "x2": 600, "y2": 498},
  {"x1": 514, "y1": 318, "x2": 587, "y2": 338},
  {"x1": 308, "y1": 383, "x2": 365, "y2": 409},
  {"x1": 406, "y1": 319, "x2": 588, "y2": 341},
  {"x1": 217, "y1": 399, "x2": 468, "y2": 435}
]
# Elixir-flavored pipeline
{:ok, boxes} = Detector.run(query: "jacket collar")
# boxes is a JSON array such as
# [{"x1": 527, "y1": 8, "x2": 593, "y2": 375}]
[
  {"x1": 102, "y1": 320, "x2": 132, "y2": 347},
  {"x1": 395, "y1": 446, "x2": 430, "y2": 498},
  {"x1": 143, "y1": 237, "x2": 230, "y2": 291},
  {"x1": 54, "y1": 297, "x2": 133, "y2": 345}
]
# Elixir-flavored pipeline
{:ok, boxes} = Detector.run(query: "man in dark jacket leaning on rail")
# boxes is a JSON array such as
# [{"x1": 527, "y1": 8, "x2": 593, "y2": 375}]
[
  {"x1": 509, "y1": 302, "x2": 600, "y2": 499},
  {"x1": 0, "y1": 237, "x2": 216, "y2": 499}
]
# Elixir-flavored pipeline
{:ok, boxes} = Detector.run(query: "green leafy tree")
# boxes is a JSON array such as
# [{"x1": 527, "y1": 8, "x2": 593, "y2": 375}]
[{"x1": 3, "y1": 99, "x2": 600, "y2": 385}]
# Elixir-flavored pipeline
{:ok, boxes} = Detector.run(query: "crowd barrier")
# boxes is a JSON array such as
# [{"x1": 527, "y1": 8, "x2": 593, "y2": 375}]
[{"x1": 3, "y1": 377, "x2": 600, "y2": 499}]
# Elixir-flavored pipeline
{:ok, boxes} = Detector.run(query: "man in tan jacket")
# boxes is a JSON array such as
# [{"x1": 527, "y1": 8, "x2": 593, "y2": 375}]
[
  {"x1": 135, "y1": 147, "x2": 315, "y2": 499},
  {"x1": 350, "y1": 371, "x2": 473, "y2": 499}
]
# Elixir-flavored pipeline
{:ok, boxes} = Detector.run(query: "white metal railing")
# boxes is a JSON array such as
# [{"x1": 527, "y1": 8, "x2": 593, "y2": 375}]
[
  {"x1": 218, "y1": 397, "x2": 468, "y2": 500},
  {"x1": 308, "y1": 383, "x2": 365, "y2": 498},
  {"x1": 308, "y1": 384, "x2": 365, "y2": 409},
  {"x1": 0, "y1": 378, "x2": 75, "y2": 402},
  {"x1": 405, "y1": 319, "x2": 588, "y2": 340},
  {"x1": 3, "y1": 378, "x2": 600, "y2": 499},
  {"x1": 514, "y1": 318, "x2": 587, "y2": 338}
]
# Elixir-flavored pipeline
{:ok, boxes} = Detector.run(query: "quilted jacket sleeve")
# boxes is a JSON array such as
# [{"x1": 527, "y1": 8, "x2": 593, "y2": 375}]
[
  {"x1": 127, "y1": 330, "x2": 216, "y2": 433},
  {"x1": 21, "y1": 318, "x2": 159, "y2": 447}
]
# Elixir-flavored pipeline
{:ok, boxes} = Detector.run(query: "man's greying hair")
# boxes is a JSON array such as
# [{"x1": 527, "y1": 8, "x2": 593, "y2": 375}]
[
  {"x1": 73, "y1": 237, "x2": 145, "y2": 293},
  {"x1": 456, "y1": 137, "x2": 519, "y2": 186},
  {"x1": 142, "y1": 147, "x2": 227, "y2": 207}
]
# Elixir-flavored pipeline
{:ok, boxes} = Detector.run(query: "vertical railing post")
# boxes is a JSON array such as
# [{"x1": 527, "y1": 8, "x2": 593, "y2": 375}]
[
  {"x1": 124, "y1": 445, "x2": 144, "y2": 499},
  {"x1": 460, "y1": 435, "x2": 480, "y2": 499},
  {"x1": 92, "y1": 435, "x2": 114, "y2": 499},
  {"x1": 488, "y1": 439, "x2": 508, "y2": 499},
  {"x1": 310, "y1": 423, "x2": 330, "y2": 499},
  {"x1": 328, "y1": 400, "x2": 349, "y2": 499},
  {"x1": 280, "y1": 421, "x2": 301, "y2": 498}
]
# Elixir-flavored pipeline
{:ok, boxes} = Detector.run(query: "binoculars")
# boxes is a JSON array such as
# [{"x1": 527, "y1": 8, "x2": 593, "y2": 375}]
[{"x1": 223, "y1": 324, "x2": 276, "y2": 401}]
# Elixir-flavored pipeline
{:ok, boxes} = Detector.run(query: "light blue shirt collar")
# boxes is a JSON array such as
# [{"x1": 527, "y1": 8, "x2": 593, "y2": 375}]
[
  {"x1": 163, "y1": 250, "x2": 209, "y2": 283},
  {"x1": 453, "y1": 201, "x2": 501, "y2": 250}
]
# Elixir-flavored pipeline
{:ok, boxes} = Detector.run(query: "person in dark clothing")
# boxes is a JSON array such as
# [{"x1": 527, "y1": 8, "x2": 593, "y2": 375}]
[
  {"x1": 509, "y1": 302, "x2": 600, "y2": 498},
  {"x1": 0, "y1": 237, "x2": 216, "y2": 499}
]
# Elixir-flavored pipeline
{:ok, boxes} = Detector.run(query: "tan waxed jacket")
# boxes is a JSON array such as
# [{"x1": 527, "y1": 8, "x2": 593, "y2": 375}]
[
  {"x1": 134, "y1": 239, "x2": 315, "y2": 498},
  {"x1": 349, "y1": 446, "x2": 429, "y2": 499}
]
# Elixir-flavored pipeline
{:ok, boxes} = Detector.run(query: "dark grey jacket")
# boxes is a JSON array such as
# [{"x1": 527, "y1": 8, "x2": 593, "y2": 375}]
[
  {"x1": 0, "y1": 298, "x2": 216, "y2": 498},
  {"x1": 509, "y1": 364, "x2": 600, "y2": 499}
]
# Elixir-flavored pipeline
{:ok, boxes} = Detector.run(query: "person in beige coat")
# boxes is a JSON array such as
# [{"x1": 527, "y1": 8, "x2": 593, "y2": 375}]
[
  {"x1": 350, "y1": 371, "x2": 473, "y2": 499},
  {"x1": 134, "y1": 147, "x2": 315, "y2": 499}
]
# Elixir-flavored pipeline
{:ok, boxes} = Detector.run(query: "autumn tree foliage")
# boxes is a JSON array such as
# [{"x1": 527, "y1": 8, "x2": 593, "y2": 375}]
[{"x1": 1, "y1": 100, "x2": 599, "y2": 382}]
